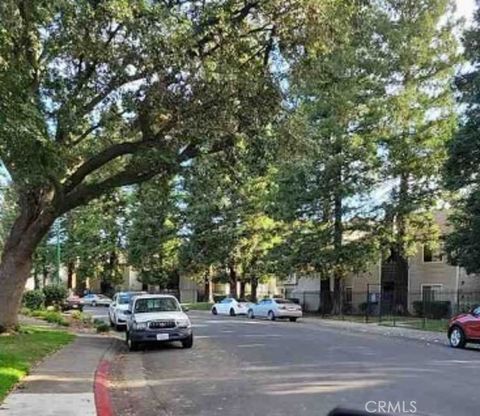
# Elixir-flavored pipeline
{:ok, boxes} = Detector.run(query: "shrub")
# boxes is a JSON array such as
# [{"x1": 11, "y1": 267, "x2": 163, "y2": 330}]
[
  {"x1": 22, "y1": 290, "x2": 45, "y2": 310},
  {"x1": 31, "y1": 310, "x2": 70, "y2": 326},
  {"x1": 71, "y1": 311, "x2": 93, "y2": 325},
  {"x1": 412, "y1": 300, "x2": 451, "y2": 319},
  {"x1": 359, "y1": 301, "x2": 378, "y2": 315},
  {"x1": 94, "y1": 320, "x2": 110, "y2": 333},
  {"x1": 43, "y1": 285, "x2": 68, "y2": 307}
]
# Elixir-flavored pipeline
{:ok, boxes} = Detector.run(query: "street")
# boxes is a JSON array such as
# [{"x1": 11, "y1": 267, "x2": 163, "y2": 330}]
[{"x1": 104, "y1": 311, "x2": 480, "y2": 416}]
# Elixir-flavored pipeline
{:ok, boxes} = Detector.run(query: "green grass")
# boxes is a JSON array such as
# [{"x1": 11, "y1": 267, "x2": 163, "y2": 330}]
[
  {"x1": 0, "y1": 326, "x2": 74, "y2": 402},
  {"x1": 309, "y1": 314, "x2": 375, "y2": 324},
  {"x1": 183, "y1": 302, "x2": 214, "y2": 311},
  {"x1": 379, "y1": 316, "x2": 449, "y2": 332}
]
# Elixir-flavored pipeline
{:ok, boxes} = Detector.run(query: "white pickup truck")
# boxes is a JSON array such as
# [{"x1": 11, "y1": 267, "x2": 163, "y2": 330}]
[{"x1": 125, "y1": 294, "x2": 193, "y2": 351}]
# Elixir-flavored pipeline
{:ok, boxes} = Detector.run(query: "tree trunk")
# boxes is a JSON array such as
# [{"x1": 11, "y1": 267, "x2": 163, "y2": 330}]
[
  {"x1": 239, "y1": 280, "x2": 246, "y2": 300},
  {"x1": 67, "y1": 261, "x2": 74, "y2": 289},
  {"x1": 331, "y1": 167, "x2": 344, "y2": 315},
  {"x1": 33, "y1": 258, "x2": 40, "y2": 290},
  {"x1": 332, "y1": 275, "x2": 343, "y2": 315},
  {"x1": 0, "y1": 207, "x2": 54, "y2": 332},
  {"x1": 250, "y1": 276, "x2": 258, "y2": 303},
  {"x1": 206, "y1": 267, "x2": 214, "y2": 303},
  {"x1": 228, "y1": 263, "x2": 237, "y2": 298},
  {"x1": 394, "y1": 172, "x2": 410, "y2": 313}
]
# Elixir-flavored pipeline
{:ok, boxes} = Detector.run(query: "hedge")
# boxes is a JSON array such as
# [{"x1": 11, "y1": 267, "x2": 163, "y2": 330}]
[
  {"x1": 412, "y1": 300, "x2": 451, "y2": 319},
  {"x1": 22, "y1": 290, "x2": 45, "y2": 310},
  {"x1": 43, "y1": 285, "x2": 68, "y2": 307}
]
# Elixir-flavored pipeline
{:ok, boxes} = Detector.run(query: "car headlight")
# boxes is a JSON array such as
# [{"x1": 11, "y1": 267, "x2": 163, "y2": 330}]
[
  {"x1": 176, "y1": 319, "x2": 191, "y2": 328},
  {"x1": 133, "y1": 322, "x2": 147, "y2": 330},
  {"x1": 117, "y1": 311, "x2": 126, "y2": 318}
]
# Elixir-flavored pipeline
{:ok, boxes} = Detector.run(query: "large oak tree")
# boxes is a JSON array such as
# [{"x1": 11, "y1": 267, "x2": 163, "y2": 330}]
[{"x1": 0, "y1": 0, "x2": 335, "y2": 331}]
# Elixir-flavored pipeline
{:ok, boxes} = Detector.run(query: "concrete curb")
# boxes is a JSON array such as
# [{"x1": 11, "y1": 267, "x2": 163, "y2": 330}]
[
  {"x1": 94, "y1": 360, "x2": 113, "y2": 416},
  {"x1": 94, "y1": 339, "x2": 120, "y2": 416}
]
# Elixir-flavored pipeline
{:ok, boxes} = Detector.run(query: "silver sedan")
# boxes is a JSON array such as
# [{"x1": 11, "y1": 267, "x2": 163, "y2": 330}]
[{"x1": 247, "y1": 298, "x2": 302, "y2": 322}]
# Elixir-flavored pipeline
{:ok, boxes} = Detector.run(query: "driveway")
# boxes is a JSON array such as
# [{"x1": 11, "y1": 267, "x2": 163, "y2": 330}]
[{"x1": 109, "y1": 311, "x2": 480, "y2": 416}]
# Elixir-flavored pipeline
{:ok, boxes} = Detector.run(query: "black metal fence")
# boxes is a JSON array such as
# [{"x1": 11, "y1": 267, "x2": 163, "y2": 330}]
[{"x1": 291, "y1": 288, "x2": 480, "y2": 330}]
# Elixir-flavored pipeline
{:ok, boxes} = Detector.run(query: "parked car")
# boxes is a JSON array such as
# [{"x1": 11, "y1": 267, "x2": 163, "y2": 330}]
[
  {"x1": 125, "y1": 294, "x2": 193, "y2": 351},
  {"x1": 211, "y1": 298, "x2": 250, "y2": 316},
  {"x1": 448, "y1": 305, "x2": 480, "y2": 348},
  {"x1": 109, "y1": 292, "x2": 145, "y2": 330},
  {"x1": 247, "y1": 298, "x2": 302, "y2": 322},
  {"x1": 61, "y1": 295, "x2": 83, "y2": 312},
  {"x1": 80, "y1": 293, "x2": 112, "y2": 307}
]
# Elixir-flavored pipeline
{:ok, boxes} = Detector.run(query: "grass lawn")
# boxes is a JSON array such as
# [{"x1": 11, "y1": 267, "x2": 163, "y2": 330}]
[
  {"x1": 183, "y1": 302, "x2": 214, "y2": 311},
  {"x1": 380, "y1": 317, "x2": 449, "y2": 332},
  {"x1": 0, "y1": 326, "x2": 74, "y2": 402}
]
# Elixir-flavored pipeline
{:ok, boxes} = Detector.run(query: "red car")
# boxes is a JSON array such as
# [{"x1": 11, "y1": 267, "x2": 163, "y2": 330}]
[
  {"x1": 61, "y1": 295, "x2": 84, "y2": 312},
  {"x1": 448, "y1": 305, "x2": 480, "y2": 348}
]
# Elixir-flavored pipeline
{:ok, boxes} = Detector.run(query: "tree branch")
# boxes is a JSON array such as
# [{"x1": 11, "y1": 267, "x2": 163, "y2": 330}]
[
  {"x1": 63, "y1": 141, "x2": 151, "y2": 193},
  {"x1": 61, "y1": 165, "x2": 170, "y2": 214}
]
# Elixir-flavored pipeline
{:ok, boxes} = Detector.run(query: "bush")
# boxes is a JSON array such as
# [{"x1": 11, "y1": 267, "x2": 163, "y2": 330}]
[
  {"x1": 31, "y1": 310, "x2": 70, "y2": 326},
  {"x1": 94, "y1": 320, "x2": 110, "y2": 333},
  {"x1": 22, "y1": 290, "x2": 45, "y2": 310},
  {"x1": 412, "y1": 300, "x2": 451, "y2": 319},
  {"x1": 43, "y1": 285, "x2": 68, "y2": 307},
  {"x1": 71, "y1": 311, "x2": 92, "y2": 325},
  {"x1": 359, "y1": 301, "x2": 378, "y2": 315}
]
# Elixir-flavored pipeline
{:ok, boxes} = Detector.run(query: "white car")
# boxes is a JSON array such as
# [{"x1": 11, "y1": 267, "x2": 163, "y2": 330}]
[
  {"x1": 247, "y1": 298, "x2": 302, "y2": 322},
  {"x1": 80, "y1": 293, "x2": 112, "y2": 307},
  {"x1": 108, "y1": 292, "x2": 145, "y2": 330},
  {"x1": 211, "y1": 298, "x2": 250, "y2": 316},
  {"x1": 125, "y1": 294, "x2": 193, "y2": 351}
]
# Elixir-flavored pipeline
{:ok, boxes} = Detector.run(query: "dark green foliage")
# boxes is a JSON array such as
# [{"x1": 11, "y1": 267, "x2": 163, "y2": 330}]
[
  {"x1": 30, "y1": 310, "x2": 70, "y2": 326},
  {"x1": 412, "y1": 301, "x2": 451, "y2": 319},
  {"x1": 22, "y1": 290, "x2": 45, "y2": 310},
  {"x1": 127, "y1": 179, "x2": 181, "y2": 288},
  {"x1": 378, "y1": 0, "x2": 459, "y2": 258},
  {"x1": 444, "y1": 2, "x2": 480, "y2": 274},
  {"x1": 42, "y1": 285, "x2": 68, "y2": 307},
  {"x1": 94, "y1": 321, "x2": 110, "y2": 333}
]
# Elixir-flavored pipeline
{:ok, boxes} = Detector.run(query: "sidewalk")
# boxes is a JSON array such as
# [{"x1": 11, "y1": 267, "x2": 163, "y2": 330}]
[
  {"x1": 301, "y1": 315, "x2": 448, "y2": 344},
  {"x1": 0, "y1": 332, "x2": 116, "y2": 416}
]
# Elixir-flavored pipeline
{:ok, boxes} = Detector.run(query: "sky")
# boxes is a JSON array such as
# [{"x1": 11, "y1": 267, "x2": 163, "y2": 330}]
[{"x1": 457, "y1": 0, "x2": 476, "y2": 24}]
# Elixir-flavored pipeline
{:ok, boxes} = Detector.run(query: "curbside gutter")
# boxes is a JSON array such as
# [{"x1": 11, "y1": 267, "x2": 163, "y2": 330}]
[
  {"x1": 94, "y1": 360, "x2": 114, "y2": 416},
  {"x1": 94, "y1": 338, "x2": 121, "y2": 416}
]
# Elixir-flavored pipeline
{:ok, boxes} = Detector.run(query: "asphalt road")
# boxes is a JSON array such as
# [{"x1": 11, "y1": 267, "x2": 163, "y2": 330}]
[{"x1": 107, "y1": 311, "x2": 480, "y2": 416}]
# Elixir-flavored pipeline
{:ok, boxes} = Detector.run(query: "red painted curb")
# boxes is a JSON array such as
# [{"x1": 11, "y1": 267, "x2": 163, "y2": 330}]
[{"x1": 94, "y1": 359, "x2": 114, "y2": 416}]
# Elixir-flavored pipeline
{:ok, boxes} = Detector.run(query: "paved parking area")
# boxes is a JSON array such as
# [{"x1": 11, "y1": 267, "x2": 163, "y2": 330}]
[{"x1": 107, "y1": 311, "x2": 480, "y2": 416}]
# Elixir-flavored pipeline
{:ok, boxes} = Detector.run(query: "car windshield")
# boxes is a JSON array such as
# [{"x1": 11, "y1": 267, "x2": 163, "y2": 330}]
[
  {"x1": 118, "y1": 295, "x2": 131, "y2": 305},
  {"x1": 134, "y1": 298, "x2": 180, "y2": 313}
]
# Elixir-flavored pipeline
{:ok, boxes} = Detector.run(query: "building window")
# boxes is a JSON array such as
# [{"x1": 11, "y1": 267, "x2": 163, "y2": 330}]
[
  {"x1": 423, "y1": 243, "x2": 445, "y2": 263},
  {"x1": 421, "y1": 284, "x2": 443, "y2": 302},
  {"x1": 345, "y1": 287, "x2": 353, "y2": 303}
]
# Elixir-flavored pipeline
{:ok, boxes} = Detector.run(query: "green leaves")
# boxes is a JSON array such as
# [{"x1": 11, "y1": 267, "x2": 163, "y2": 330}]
[
  {"x1": 127, "y1": 178, "x2": 181, "y2": 287},
  {"x1": 444, "y1": 1, "x2": 480, "y2": 273}
]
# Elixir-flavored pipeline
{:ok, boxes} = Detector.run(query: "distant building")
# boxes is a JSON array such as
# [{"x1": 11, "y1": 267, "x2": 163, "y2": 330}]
[{"x1": 282, "y1": 211, "x2": 480, "y2": 312}]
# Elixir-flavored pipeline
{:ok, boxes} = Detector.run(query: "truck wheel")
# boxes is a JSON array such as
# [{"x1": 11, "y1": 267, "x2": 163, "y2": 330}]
[
  {"x1": 182, "y1": 335, "x2": 194, "y2": 349},
  {"x1": 126, "y1": 332, "x2": 138, "y2": 351}
]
